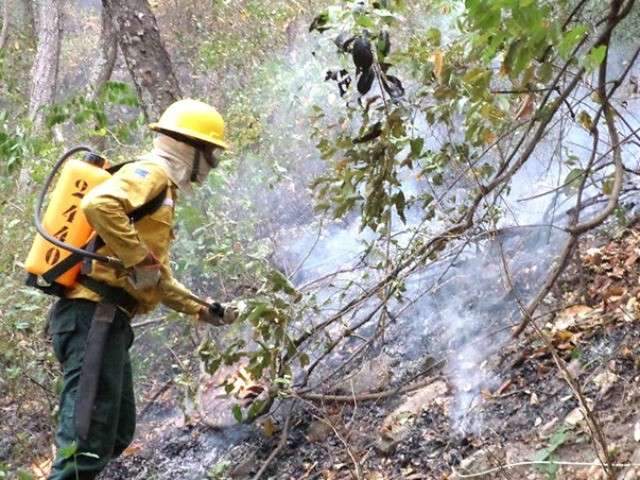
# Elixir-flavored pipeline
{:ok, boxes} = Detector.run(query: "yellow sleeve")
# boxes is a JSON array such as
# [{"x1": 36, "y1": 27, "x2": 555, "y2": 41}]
[
  {"x1": 158, "y1": 265, "x2": 202, "y2": 315},
  {"x1": 81, "y1": 162, "x2": 168, "y2": 268}
]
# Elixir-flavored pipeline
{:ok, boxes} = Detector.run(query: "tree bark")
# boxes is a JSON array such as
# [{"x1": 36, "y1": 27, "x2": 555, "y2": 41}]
[
  {"x1": 87, "y1": 1, "x2": 118, "y2": 98},
  {"x1": 0, "y1": 0, "x2": 10, "y2": 51},
  {"x1": 25, "y1": 0, "x2": 35, "y2": 36},
  {"x1": 28, "y1": 0, "x2": 61, "y2": 131},
  {"x1": 104, "y1": 0, "x2": 181, "y2": 121}
]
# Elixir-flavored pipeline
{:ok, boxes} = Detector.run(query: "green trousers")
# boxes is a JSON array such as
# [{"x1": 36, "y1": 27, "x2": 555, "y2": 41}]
[{"x1": 48, "y1": 299, "x2": 136, "y2": 480}]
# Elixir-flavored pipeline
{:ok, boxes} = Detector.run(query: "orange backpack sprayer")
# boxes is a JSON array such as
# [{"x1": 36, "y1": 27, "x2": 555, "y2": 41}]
[
  {"x1": 24, "y1": 146, "x2": 218, "y2": 313},
  {"x1": 24, "y1": 146, "x2": 124, "y2": 295}
]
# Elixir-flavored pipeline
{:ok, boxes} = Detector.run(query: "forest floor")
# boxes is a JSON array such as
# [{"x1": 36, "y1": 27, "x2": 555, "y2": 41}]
[
  {"x1": 93, "y1": 225, "x2": 640, "y2": 480},
  {"x1": 10, "y1": 226, "x2": 640, "y2": 480}
]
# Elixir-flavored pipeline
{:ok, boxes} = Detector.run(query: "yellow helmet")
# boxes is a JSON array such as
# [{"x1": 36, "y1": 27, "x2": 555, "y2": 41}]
[{"x1": 149, "y1": 99, "x2": 229, "y2": 150}]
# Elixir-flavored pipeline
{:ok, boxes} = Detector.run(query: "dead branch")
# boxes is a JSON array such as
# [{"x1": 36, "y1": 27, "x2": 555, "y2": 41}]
[
  {"x1": 496, "y1": 215, "x2": 615, "y2": 477},
  {"x1": 310, "y1": 411, "x2": 362, "y2": 479},
  {"x1": 251, "y1": 405, "x2": 293, "y2": 480},
  {"x1": 139, "y1": 378, "x2": 174, "y2": 419},
  {"x1": 131, "y1": 317, "x2": 166, "y2": 329},
  {"x1": 297, "y1": 373, "x2": 444, "y2": 403},
  {"x1": 514, "y1": 0, "x2": 634, "y2": 337}
]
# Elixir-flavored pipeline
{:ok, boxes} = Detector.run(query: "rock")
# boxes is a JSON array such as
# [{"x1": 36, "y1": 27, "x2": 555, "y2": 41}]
[
  {"x1": 335, "y1": 353, "x2": 392, "y2": 395},
  {"x1": 375, "y1": 435, "x2": 399, "y2": 456},
  {"x1": 564, "y1": 399, "x2": 594, "y2": 426},
  {"x1": 451, "y1": 445, "x2": 505, "y2": 479},
  {"x1": 592, "y1": 370, "x2": 618, "y2": 396},
  {"x1": 377, "y1": 380, "x2": 448, "y2": 453},
  {"x1": 565, "y1": 407, "x2": 585, "y2": 426},
  {"x1": 306, "y1": 420, "x2": 333, "y2": 443},
  {"x1": 229, "y1": 450, "x2": 257, "y2": 478}
]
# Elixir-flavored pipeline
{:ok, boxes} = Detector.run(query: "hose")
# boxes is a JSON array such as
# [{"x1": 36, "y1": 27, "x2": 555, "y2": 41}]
[{"x1": 34, "y1": 146, "x2": 123, "y2": 267}]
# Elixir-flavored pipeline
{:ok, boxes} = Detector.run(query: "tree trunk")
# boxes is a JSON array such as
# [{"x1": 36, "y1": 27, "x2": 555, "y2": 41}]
[
  {"x1": 28, "y1": 0, "x2": 61, "y2": 131},
  {"x1": 104, "y1": 0, "x2": 181, "y2": 121},
  {"x1": 87, "y1": 1, "x2": 118, "y2": 98},
  {"x1": 25, "y1": 0, "x2": 35, "y2": 36},
  {"x1": 0, "y1": 0, "x2": 9, "y2": 51}
]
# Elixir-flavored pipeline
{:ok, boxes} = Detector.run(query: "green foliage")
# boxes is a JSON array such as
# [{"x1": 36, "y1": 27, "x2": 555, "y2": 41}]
[
  {"x1": 307, "y1": 0, "x2": 611, "y2": 234},
  {"x1": 45, "y1": 81, "x2": 142, "y2": 143},
  {"x1": 0, "y1": 114, "x2": 48, "y2": 174},
  {"x1": 534, "y1": 425, "x2": 571, "y2": 479},
  {"x1": 207, "y1": 460, "x2": 231, "y2": 479},
  {"x1": 197, "y1": 0, "x2": 310, "y2": 71},
  {"x1": 197, "y1": 264, "x2": 307, "y2": 420}
]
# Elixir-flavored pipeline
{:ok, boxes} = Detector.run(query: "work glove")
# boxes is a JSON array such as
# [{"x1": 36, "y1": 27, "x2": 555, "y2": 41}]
[
  {"x1": 127, "y1": 252, "x2": 161, "y2": 290},
  {"x1": 198, "y1": 302, "x2": 238, "y2": 326}
]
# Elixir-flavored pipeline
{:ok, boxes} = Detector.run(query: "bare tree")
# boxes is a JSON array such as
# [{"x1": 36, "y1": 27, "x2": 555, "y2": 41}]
[
  {"x1": 28, "y1": 0, "x2": 61, "y2": 131},
  {"x1": 87, "y1": 1, "x2": 118, "y2": 98},
  {"x1": 104, "y1": 0, "x2": 181, "y2": 121},
  {"x1": 0, "y1": 0, "x2": 10, "y2": 51}
]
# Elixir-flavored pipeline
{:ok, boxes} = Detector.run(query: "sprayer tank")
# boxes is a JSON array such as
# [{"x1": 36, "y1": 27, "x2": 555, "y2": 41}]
[{"x1": 24, "y1": 158, "x2": 111, "y2": 287}]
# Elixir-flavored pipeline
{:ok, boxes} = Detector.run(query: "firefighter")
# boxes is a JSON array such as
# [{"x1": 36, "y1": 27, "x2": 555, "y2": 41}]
[{"x1": 47, "y1": 99, "x2": 234, "y2": 479}]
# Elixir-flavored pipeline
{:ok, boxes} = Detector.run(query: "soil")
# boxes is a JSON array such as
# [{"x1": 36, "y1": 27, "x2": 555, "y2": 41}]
[
  {"x1": 101, "y1": 227, "x2": 640, "y2": 480},
  {"x1": 13, "y1": 227, "x2": 640, "y2": 479}
]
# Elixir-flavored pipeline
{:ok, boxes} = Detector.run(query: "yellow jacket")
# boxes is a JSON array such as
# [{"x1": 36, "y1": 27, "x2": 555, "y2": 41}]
[{"x1": 65, "y1": 157, "x2": 201, "y2": 316}]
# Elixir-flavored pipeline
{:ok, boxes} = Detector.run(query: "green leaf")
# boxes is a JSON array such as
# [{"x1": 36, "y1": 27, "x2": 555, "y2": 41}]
[
  {"x1": 425, "y1": 27, "x2": 441, "y2": 46},
  {"x1": 309, "y1": 12, "x2": 330, "y2": 32},
  {"x1": 232, "y1": 404, "x2": 243, "y2": 423},
  {"x1": 583, "y1": 45, "x2": 607, "y2": 71},
  {"x1": 59, "y1": 441, "x2": 78, "y2": 460},
  {"x1": 410, "y1": 138, "x2": 424, "y2": 158},
  {"x1": 602, "y1": 176, "x2": 615, "y2": 195},
  {"x1": 246, "y1": 302, "x2": 268, "y2": 324},
  {"x1": 268, "y1": 269, "x2": 300, "y2": 298},
  {"x1": 577, "y1": 110, "x2": 592, "y2": 131},
  {"x1": 354, "y1": 14, "x2": 375, "y2": 29},
  {"x1": 393, "y1": 191, "x2": 406, "y2": 222},
  {"x1": 101, "y1": 81, "x2": 139, "y2": 107},
  {"x1": 558, "y1": 25, "x2": 587, "y2": 59},
  {"x1": 299, "y1": 352, "x2": 310, "y2": 367},
  {"x1": 563, "y1": 168, "x2": 585, "y2": 193},
  {"x1": 535, "y1": 62, "x2": 552, "y2": 83}
]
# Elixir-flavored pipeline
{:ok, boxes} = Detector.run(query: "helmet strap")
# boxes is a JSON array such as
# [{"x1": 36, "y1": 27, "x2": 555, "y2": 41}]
[{"x1": 191, "y1": 149, "x2": 200, "y2": 182}]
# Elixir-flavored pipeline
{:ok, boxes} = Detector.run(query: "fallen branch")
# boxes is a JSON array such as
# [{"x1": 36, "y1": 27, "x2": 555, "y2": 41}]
[
  {"x1": 454, "y1": 460, "x2": 640, "y2": 479},
  {"x1": 251, "y1": 405, "x2": 293, "y2": 480},
  {"x1": 139, "y1": 378, "x2": 173, "y2": 418},
  {"x1": 311, "y1": 412, "x2": 362, "y2": 479},
  {"x1": 296, "y1": 373, "x2": 444, "y2": 403},
  {"x1": 132, "y1": 317, "x2": 166, "y2": 329}
]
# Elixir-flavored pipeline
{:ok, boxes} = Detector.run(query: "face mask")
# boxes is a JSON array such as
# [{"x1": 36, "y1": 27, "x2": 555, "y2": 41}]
[{"x1": 190, "y1": 150, "x2": 218, "y2": 185}]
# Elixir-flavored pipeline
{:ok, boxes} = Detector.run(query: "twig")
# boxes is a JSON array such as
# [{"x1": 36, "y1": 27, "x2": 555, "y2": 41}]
[
  {"x1": 131, "y1": 317, "x2": 166, "y2": 329},
  {"x1": 454, "y1": 460, "x2": 640, "y2": 478},
  {"x1": 297, "y1": 374, "x2": 443, "y2": 403},
  {"x1": 139, "y1": 378, "x2": 174, "y2": 418},
  {"x1": 311, "y1": 412, "x2": 362, "y2": 479},
  {"x1": 251, "y1": 405, "x2": 293, "y2": 480},
  {"x1": 288, "y1": 219, "x2": 324, "y2": 280}
]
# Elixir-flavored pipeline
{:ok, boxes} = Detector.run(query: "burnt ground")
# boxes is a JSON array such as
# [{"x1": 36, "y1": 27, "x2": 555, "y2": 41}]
[{"x1": 15, "y1": 227, "x2": 640, "y2": 479}]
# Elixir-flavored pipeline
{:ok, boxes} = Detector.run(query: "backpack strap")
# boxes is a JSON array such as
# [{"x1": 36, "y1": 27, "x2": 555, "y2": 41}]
[
  {"x1": 106, "y1": 160, "x2": 134, "y2": 175},
  {"x1": 80, "y1": 187, "x2": 168, "y2": 273}
]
